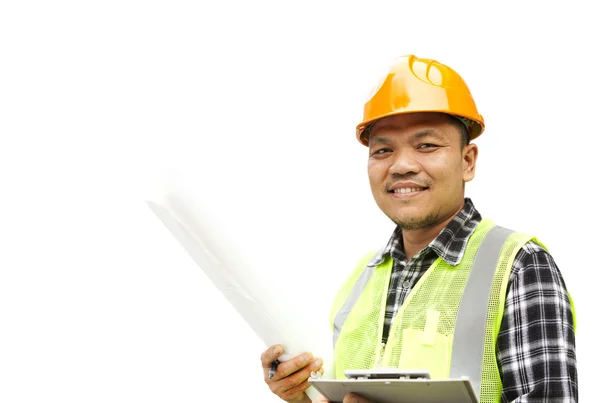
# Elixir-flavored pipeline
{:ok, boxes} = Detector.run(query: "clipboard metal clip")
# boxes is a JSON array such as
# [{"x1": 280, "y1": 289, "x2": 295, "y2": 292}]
[{"x1": 344, "y1": 368, "x2": 431, "y2": 380}]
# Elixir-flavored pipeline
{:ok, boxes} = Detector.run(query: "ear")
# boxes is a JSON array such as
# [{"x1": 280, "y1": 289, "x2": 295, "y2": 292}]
[{"x1": 462, "y1": 144, "x2": 478, "y2": 182}]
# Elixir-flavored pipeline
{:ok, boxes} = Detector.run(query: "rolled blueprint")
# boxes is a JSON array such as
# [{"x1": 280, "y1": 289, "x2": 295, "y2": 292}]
[{"x1": 145, "y1": 176, "x2": 334, "y2": 401}]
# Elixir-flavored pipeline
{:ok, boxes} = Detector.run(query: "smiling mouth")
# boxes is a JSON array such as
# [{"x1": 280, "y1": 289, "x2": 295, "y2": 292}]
[{"x1": 389, "y1": 187, "x2": 428, "y2": 194}]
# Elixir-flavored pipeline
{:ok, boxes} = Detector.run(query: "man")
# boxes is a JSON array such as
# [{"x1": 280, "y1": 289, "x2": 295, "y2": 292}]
[{"x1": 260, "y1": 55, "x2": 577, "y2": 402}]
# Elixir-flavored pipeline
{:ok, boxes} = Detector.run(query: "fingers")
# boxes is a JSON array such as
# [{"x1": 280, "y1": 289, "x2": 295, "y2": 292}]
[
  {"x1": 261, "y1": 344, "x2": 283, "y2": 369},
  {"x1": 268, "y1": 352, "x2": 315, "y2": 382},
  {"x1": 269, "y1": 364, "x2": 317, "y2": 401},
  {"x1": 261, "y1": 345, "x2": 326, "y2": 401},
  {"x1": 343, "y1": 393, "x2": 372, "y2": 403},
  {"x1": 265, "y1": 357, "x2": 324, "y2": 400},
  {"x1": 280, "y1": 379, "x2": 311, "y2": 401}
]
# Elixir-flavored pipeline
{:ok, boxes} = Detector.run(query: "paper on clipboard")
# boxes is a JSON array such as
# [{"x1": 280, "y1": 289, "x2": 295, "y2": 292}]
[{"x1": 145, "y1": 178, "x2": 334, "y2": 401}]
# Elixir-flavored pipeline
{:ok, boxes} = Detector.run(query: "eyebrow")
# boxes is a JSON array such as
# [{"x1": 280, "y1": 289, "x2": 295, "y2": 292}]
[
  {"x1": 412, "y1": 129, "x2": 447, "y2": 141},
  {"x1": 369, "y1": 129, "x2": 447, "y2": 145}
]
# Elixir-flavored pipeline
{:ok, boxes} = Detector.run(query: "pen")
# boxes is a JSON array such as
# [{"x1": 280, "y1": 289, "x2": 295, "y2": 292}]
[{"x1": 268, "y1": 359, "x2": 280, "y2": 380}]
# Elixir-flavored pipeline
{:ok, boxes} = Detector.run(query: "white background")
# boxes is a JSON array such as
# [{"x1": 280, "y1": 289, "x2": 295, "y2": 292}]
[{"x1": 1, "y1": 1, "x2": 597, "y2": 402}]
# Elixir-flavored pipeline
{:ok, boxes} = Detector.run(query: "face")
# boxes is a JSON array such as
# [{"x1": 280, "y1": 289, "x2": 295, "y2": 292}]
[{"x1": 367, "y1": 112, "x2": 478, "y2": 230}]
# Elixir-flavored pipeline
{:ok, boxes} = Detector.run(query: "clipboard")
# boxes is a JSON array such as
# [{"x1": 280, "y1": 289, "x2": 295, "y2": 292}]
[{"x1": 309, "y1": 376, "x2": 478, "y2": 403}]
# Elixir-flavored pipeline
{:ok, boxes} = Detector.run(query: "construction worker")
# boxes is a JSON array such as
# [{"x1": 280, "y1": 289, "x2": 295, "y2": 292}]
[{"x1": 260, "y1": 55, "x2": 578, "y2": 402}]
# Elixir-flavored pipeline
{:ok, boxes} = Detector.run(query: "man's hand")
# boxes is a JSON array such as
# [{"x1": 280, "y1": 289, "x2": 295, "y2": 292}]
[
  {"x1": 261, "y1": 344, "x2": 324, "y2": 403},
  {"x1": 343, "y1": 393, "x2": 372, "y2": 403}
]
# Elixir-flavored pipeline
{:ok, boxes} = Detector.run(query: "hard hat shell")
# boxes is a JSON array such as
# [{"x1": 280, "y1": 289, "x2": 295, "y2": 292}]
[{"x1": 356, "y1": 55, "x2": 485, "y2": 146}]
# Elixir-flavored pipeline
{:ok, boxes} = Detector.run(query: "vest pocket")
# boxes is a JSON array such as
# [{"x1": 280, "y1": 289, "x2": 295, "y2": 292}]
[{"x1": 397, "y1": 328, "x2": 452, "y2": 379}]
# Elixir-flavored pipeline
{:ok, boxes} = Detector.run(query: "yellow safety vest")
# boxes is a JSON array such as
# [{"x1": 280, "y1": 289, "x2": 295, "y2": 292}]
[{"x1": 329, "y1": 218, "x2": 575, "y2": 403}]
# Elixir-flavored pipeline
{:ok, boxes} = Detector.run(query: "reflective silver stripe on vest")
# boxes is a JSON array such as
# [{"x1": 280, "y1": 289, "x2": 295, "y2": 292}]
[
  {"x1": 332, "y1": 252, "x2": 382, "y2": 347},
  {"x1": 450, "y1": 225, "x2": 514, "y2": 400}
]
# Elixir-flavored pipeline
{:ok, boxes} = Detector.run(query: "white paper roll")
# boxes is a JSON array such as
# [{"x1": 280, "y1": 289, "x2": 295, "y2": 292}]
[{"x1": 146, "y1": 176, "x2": 334, "y2": 400}]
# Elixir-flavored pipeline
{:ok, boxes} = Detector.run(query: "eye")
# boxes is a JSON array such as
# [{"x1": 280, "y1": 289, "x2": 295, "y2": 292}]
[
  {"x1": 417, "y1": 143, "x2": 439, "y2": 150},
  {"x1": 370, "y1": 147, "x2": 392, "y2": 157}
]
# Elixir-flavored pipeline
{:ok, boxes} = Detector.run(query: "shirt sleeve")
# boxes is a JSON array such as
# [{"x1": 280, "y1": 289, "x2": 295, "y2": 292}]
[{"x1": 496, "y1": 241, "x2": 578, "y2": 402}]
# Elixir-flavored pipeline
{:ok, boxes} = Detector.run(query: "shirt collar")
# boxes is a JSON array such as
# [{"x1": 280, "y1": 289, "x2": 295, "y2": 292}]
[{"x1": 370, "y1": 198, "x2": 482, "y2": 267}]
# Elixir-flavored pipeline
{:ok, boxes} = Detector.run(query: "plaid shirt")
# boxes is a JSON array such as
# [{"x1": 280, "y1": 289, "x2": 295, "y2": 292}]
[{"x1": 377, "y1": 198, "x2": 578, "y2": 402}]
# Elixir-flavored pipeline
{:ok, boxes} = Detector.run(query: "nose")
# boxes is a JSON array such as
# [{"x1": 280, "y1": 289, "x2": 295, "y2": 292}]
[{"x1": 388, "y1": 149, "x2": 421, "y2": 176}]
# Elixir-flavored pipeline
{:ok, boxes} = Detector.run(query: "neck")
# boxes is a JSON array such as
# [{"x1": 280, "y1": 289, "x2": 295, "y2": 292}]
[{"x1": 402, "y1": 202, "x2": 465, "y2": 261}]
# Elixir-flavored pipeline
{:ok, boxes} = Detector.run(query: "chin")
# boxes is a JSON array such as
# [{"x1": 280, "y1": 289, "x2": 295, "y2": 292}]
[{"x1": 391, "y1": 213, "x2": 439, "y2": 230}]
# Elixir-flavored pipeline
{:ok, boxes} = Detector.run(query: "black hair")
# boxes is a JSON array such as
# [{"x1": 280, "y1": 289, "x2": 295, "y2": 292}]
[{"x1": 445, "y1": 115, "x2": 470, "y2": 148}]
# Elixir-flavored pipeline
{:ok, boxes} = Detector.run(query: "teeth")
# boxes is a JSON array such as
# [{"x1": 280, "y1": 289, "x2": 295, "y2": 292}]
[{"x1": 394, "y1": 187, "x2": 424, "y2": 194}]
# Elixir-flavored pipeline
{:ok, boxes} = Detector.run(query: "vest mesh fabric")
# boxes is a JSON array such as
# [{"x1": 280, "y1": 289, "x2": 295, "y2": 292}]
[
  {"x1": 332, "y1": 256, "x2": 392, "y2": 379},
  {"x1": 383, "y1": 219, "x2": 495, "y2": 380},
  {"x1": 332, "y1": 219, "x2": 538, "y2": 403}
]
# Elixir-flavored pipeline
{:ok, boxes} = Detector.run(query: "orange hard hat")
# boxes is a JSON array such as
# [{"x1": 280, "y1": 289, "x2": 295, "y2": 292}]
[{"x1": 356, "y1": 55, "x2": 485, "y2": 146}]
